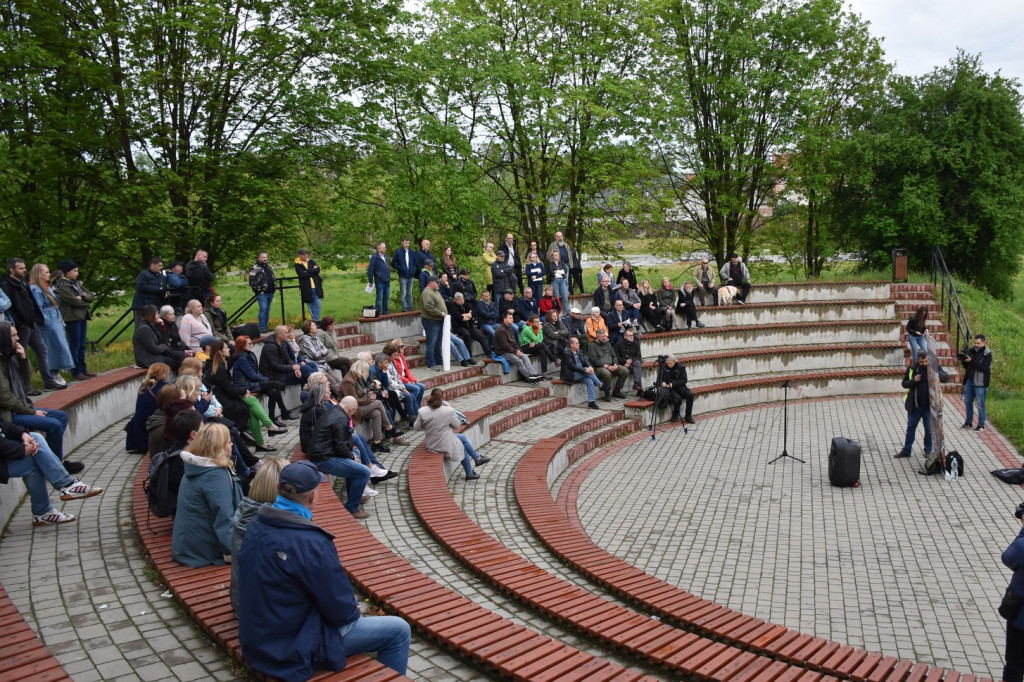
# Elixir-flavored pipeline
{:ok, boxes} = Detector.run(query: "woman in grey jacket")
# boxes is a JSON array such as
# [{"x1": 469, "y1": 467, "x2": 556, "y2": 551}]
[{"x1": 413, "y1": 388, "x2": 489, "y2": 480}]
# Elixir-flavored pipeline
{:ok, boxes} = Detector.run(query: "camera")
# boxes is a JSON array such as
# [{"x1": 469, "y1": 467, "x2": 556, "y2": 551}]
[
  {"x1": 1015, "y1": 502, "x2": 1024, "y2": 520},
  {"x1": 656, "y1": 355, "x2": 669, "y2": 364}
]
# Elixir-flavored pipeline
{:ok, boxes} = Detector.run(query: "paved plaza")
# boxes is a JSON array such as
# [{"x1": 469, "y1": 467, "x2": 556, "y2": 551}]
[{"x1": 562, "y1": 395, "x2": 1020, "y2": 679}]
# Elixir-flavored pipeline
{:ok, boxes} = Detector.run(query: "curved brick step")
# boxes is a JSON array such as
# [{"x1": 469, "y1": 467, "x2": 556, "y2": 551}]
[
  {"x1": 513, "y1": 432, "x2": 992, "y2": 682},
  {"x1": 131, "y1": 461, "x2": 410, "y2": 681},
  {"x1": 407, "y1": 413, "x2": 832, "y2": 682},
  {"x1": 0, "y1": 582, "x2": 73, "y2": 681}
]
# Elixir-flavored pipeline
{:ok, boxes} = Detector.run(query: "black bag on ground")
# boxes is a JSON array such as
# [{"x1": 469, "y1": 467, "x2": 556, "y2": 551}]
[
  {"x1": 828, "y1": 437, "x2": 861, "y2": 487},
  {"x1": 143, "y1": 448, "x2": 185, "y2": 518},
  {"x1": 944, "y1": 450, "x2": 965, "y2": 477},
  {"x1": 992, "y1": 468, "x2": 1024, "y2": 484},
  {"x1": 643, "y1": 386, "x2": 658, "y2": 402},
  {"x1": 232, "y1": 322, "x2": 260, "y2": 338}
]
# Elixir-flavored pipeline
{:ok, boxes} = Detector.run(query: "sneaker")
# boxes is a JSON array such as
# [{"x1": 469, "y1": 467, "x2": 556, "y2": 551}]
[
  {"x1": 59, "y1": 480, "x2": 103, "y2": 501},
  {"x1": 351, "y1": 509, "x2": 371, "y2": 519},
  {"x1": 475, "y1": 456, "x2": 492, "y2": 466},
  {"x1": 62, "y1": 461, "x2": 85, "y2": 476},
  {"x1": 975, "y1": 425, "x2": 986, "y2": 432},
  {"x1": 33, "y1": 509, "x2": 77, "y2": 526},
  {"x1": 371, "y1": 442, "x2": 391, "y2": 454},
  {"x1": 44, "y1": 382, "x2": 67, "y2": 391},
  {"x1": 52, "y1": 374, "x2": 67, "y2": 387},
  {"x1": 960, "y1": 421, "x2": 972, "y2": 429},
  {"x1": 696, "y1": 322, "x2": 706, "y2": 329},
  {"x1": 465, "y1": 472, "x2": 480, "y2": 480},
  {"x1": 391, "y1": 436, "x2": 411, "y2": 446},
  {"x1": 362, "y1": 487, "x2": 379, "y2": 497},
  {"x1": 370, "y1": 465, "x2": 389, "y2": 478},
  {"x1": 894, "y1": 450, "x2": 911, "y2": 459}
]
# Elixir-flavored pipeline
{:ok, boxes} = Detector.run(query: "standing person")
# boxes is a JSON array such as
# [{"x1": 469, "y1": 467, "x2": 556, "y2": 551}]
[
  {"x1": 661, "y1": 356, "x2": 695, "y2": 424},
  {"x1": 294, "y1": 249, "x2": 323, "y2": 322},
  {"x1": 237, "y1": 461, "x2": 411, "y2": 679},
  {"x1": 719, "y1": 253, "x2": 751, "y2": 303},
  {"x1": 524, "y1": 252, "x2": 546, "y2": 297},
  {"x1": 567, "y1": 239, "x2": 584, "y2": 295},
  {"x1": 28, "y1": 264, "x2": 74, "y2": 387},
  {"x1": 390, "y1": 237, "x2": 416, "y2": 312},
  {"x1": 367, "y1": 242, "x2": 391, "y2": 316},
  {"x1": 1, "y1": 258, "x2": 57, "y2": 392},
  {"x1": 906, "y1": 306, "x2": 928, "y2": 366},
  {"x1": 248, "y1": 251, "x2": 276, "y2": 335},
  {"x1": 1002, "y1": 502, "x2": 1024, "y2": 682},
  {"x1": 548, "y1": 249, "x2": 570, "y2": 314},
  {"x1": 496, "y1": 233, "x2": 522, "y2": 295},
  {"x1": 414, "y1": 388, "x2": 489, "y2": 480},
  {"x1": 481, "y1": 242, "x2": 497, "y2": 297},
  {"x1": 490, "y1": 250, "x2": 515, "y2": 297},
  {"x1": 960, "y1": 334, "x2": 992, "y2": 432},
  {"x1": 132, "y1": 257, "x2": 169, "y2": 324},
  {"x1": 561, "y1": 336, "x2": 602, "y2": 409},
  {"x1": 185, "y1": 249, "x2": 216, "y2": 297},
  {"x1": 0, "y1": 320, "x2": 80, "y2": 473},
  {"x1": 675, "y1": 282, "x2": 705, "y2": 329},
  {"x1": 439, "y1": 245, "x2": 458, "y2": 282},
  {"x1": 894, "y1": 353, "x2": 949, "y2": 465},
  {"x1": 54, "y1": 260, "x2": 96, "y2": 380},
  {"x1": 547, "y1": 232, "x2": 581, "y2": 294},
  {"x1": 420, "y1": 275, "x2": 447, "y2": 369},
  {"x1": 414, "y1": 238, "x2": 434, "y2": 274},
  {"x1": 692, "y1": 258, "x2": 718, "y2": 306}
]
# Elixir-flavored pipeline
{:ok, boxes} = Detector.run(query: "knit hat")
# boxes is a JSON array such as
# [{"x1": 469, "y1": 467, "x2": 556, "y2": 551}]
[{"x1": 58, "y1": 260, "x2": 78, "y2": 273}]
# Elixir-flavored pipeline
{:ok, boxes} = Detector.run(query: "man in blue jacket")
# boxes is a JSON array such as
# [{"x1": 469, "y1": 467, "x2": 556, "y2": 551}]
[
  {"x1": 238, "y1": 461, "x2": 410, "y2": 680},
  {"x1": 390, "y1": 237, "x2": 417, "y2": 311},
  {"x1": 1002, "y1": 502, "x2": 1024, "y2": 682},
  {"x1": 367, "y1": 242, "x2": 391, "y2": 316}
]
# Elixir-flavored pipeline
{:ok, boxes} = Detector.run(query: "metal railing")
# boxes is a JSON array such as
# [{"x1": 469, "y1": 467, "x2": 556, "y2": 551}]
[{"x1": 930, "y1": 246, "x2": 973, "y2": 354}]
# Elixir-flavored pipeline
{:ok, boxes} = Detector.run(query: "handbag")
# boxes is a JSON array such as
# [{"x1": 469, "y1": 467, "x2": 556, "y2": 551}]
[
  {"x1": 999, "y1": 586, "x2": 1023, "y2": 620},
  {"x1": 362, "y1": 305, "x2": 377, "y2": 318}
]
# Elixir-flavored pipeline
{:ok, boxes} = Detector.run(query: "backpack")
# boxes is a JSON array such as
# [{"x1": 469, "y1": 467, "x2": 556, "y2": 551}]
[
  {"x1": 143, "y1": 448, "x2": 185, "y2": 518},
  {"x1": 944, "y1": 451, "x2": 965, "y2": 478}
]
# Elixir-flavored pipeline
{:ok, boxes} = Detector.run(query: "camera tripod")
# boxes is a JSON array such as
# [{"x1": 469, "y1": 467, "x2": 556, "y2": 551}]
[{"x1": 768, "y1": 380, "x2": 804, "y2": 464}]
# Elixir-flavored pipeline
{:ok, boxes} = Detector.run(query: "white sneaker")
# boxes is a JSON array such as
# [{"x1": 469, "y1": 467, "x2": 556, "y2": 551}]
[
  {"x1": 362, "y1": 487, "x2": 379, "y2": 497},
  {"x1": 59, "y1": 479, "x2": 103, "y2": 501},
  {"x1": 369, "y1": 465, "x2": 389, "y2": 478},
  {"x1": 52, "y1": 374, "x2": 67, "y2": 387},
  {"x1": 33, "y1": 508, "x2": 76, "y2": 526}
]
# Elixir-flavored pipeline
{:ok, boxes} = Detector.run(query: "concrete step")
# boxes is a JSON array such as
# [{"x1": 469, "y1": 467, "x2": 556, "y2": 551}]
[
  {"x1": 334, "y1": 332, "x2": 377, "y2": 349},
  {"x1": 895, "y1": 302, "x2": 941, "y2": 315}
]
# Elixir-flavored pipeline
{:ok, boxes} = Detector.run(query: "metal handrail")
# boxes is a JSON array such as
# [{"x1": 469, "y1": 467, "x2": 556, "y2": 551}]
[{"x1": 930, "y1": 246, "x2": 973, "y2": 353}]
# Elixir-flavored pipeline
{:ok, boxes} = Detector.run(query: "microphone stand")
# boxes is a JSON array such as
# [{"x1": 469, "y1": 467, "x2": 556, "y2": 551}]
[{"x1": 769, "y1": 380, "x2": 804, "y2": 464}]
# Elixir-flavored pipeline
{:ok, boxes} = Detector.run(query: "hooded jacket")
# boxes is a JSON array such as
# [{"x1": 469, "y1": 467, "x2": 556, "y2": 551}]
[
  {"x1": 237, "y1": 505, "x2": 360, "y2": 682},
  {"x1": 170, "y1": 452, "x2": 242, "y2": 567},
  {"x1": 0, "y1": 321, "x2": 35, "y2": 421},
  {"x1": 294, "y1": 257, "x2": 323, "y2": 303}
]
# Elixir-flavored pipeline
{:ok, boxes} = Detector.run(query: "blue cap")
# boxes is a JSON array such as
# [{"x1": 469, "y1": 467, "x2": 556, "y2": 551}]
[{"x1": 278, "y1": 461, "x2": 327, "y2": 494}]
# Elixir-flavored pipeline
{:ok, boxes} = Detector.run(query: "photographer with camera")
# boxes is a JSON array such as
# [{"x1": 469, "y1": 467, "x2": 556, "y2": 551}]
[
  {"x1": 1001, "y1": 502, "x2": 1024, "y2": 682},
  {"x1": 660, "y1": 356, "x2": 695, "y2": 424},
  {"x1": 959, "y1": 334, "x2": 992, "y2": 432}
]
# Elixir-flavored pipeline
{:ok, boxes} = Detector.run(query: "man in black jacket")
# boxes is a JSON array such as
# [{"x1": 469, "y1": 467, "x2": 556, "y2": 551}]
[
  {"x1": 448, "y1": 293, "x2": 490, "y2": 355},
  {"x1": 259, "y1": 326, "x2": 307, "y2": 395},
  {"x1": 0, "y1": 258, "x2": 56, "y2": 392},
  {"x1": 586, "y1": 329, "x2": 628, "y2": 401},
  {"x1": 453, "y1": 269, "x2": 478, "y2": 302},
  {"x1": 294, "y1": 249, "x2": 323, "y2": 322},
  {"x1": 561, "y1": 337, "x2": 602, "y2": 409},
  {"x1": 496, "y1": 233, "x2": 522, "y2": 295},
  {"x1": 615, "y1": 328, "x2": 644, "y2": 395},
  {"x1": 895, "y1": 353, "x2": 949, "y2": 462},
  {"x1": 960, "y1": 334, "x2": 992, "y2": 431},
  {"x1": 185, "y1": 249, "x2": 215, "y2": 296},
  {"x1": 132, "y1": 257, "x2": 169, "y2": 323},
  {"x1": 660, "y1": 355, "x2": 694, "y2": 423},
  {"x1": 248, "y1": 252, "x2": 276, "y2": 334}
]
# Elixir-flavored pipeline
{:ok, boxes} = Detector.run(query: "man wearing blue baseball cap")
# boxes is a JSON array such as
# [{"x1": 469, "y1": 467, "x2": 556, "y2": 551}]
[{"x1": 237, "y1": 461, "x2": 410, "y2": 680}]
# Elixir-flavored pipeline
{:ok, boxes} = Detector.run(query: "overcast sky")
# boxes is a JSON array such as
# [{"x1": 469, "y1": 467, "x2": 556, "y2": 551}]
[{"x1": 845, "y1": 0, "x2": 1024, "y2": 85}]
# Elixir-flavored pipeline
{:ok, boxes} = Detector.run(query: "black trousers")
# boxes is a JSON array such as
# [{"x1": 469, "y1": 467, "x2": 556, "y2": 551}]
[
  {"x1": 668, "y1": 386, "x2": 694, "y2": 418},
  {"x1": 570, "y1": 267, "x2": 584, "y2": 294},
  {"x1": 1007, "y1": 622, "x2": 1024, "y2": 682}
]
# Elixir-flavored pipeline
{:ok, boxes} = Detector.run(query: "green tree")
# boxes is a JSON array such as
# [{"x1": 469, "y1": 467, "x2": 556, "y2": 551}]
[
  {"x1": 649, "y1": 0, "x2": 876, "y2": 266},
  {"x1": 844, "y1": 52, "x2": 1024, "y2": 298}
]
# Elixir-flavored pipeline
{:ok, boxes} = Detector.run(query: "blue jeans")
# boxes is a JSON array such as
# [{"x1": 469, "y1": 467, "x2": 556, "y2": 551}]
[
  {"x1": 455, "y1": 433, "x2": 481, "y2": 476},
  {"x1": 338, "y1": 615, "x2": 411, "y2": 674},
  {"x1": 450, "y1": 336, "x2": 470, "y2": 362},
  {"x1": 13, "y1": 409, "x2": 68, "y2": 461},
  {"x1": 315, "y1": 457, "x2": 370, "y2": 514},
  {"x1": 66, "y1": 319, "x2": 88, "y2": 375},
  {"x1": 422, "y1": 318, "x2": 442, "y2": 366},
  {"x1": 552, "y1": 279, "x2": 570, "y2": 315},
  {"x1": 572, "y1": 372, "x2": 603, "y2": 402},
  {"x1": 11, "y1": 433, "x2": 75, "y2": 515},
  {"x1": 908, "y1": 335, "x2": 927, "y2": 365},
  {"x1": 352, "y1": 433, "x2": 382, "y2": 468},
  {"x1": 480, "y1": 324, "x2": 498, "y2": 345},
  {"x1": 375, "y1": 280, "x2": 391, "y2": 315},
  {"x1": 400, "y1": 387, "x2": 421, "y2": 423},
  {"x1": 307, "y1": 293, "x2": 322, "y2": 322},
  {"x1": 963, "y1": 379, "x2": 987, "y2": 427},
  {"x1": 256, "y1": 292, "x2": 274, "y2": 333},
  {"x1": 399, "y1": 277, "x2": 414, "y2": 312},
  {"x1": 903, "y1": 406, "x2": 932, "y2": 454}
]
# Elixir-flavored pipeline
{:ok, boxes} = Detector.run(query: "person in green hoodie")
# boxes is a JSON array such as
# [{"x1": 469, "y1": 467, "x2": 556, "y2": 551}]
[{"x1": 171, "y1": 422, "x2": 243, "y2": 567}]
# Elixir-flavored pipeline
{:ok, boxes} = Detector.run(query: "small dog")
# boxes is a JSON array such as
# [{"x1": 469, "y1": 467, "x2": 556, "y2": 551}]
[{"x1": 717, "y1": 285, "x2": 740, "y2": 305}]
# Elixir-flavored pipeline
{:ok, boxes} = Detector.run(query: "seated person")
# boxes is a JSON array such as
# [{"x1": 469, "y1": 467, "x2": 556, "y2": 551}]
[
  {"x1": 0, "y1": 419, "x2": 101, "y2": 526},
  {"x1": 233, "y1": 334, "x2": 291, "y2": 424},
  {"x1": 494, "y1": 311, "x2": 541, "y2": 382},
  {"x1": 453, "y1": 269, "x2": 478, "y2": 302},
  {"x1": 655, "y1": 278, "x2": 680, "y2": 330},
  {"x1": 604, "y1": 299, "x2": 634, "y2": 345},
  {"x1": 515, "y1": 287, "x2": 539, "y2": 325},
  {"x1": 660, "y1": 355, "x2": 695, "y2": 424},
  {"x1": 475, "y1": 291, "x2": 501, "y2": 347},
  {"x1": 125, "y1": 362, "x2": 171, "y2": 453},
  {"x1": 584, "y1": 306, "x2": 609, "y2": 343},
  {"x1": 692, "y1": 259, "x2": 718, "y2": 305},
  {"x1": 438, "y1": 272, "x2": 454, "y2": 301},
  {"x1": 496, "y1": 289, "x2": 523, "y2": 336},
  {"x1": 591, "y1": 275, "x2": 615, "y2": 314},
  {"x1": 538, "y1": 284, "x2": 562, "y2": 316},
  {"x1": 133, "y1": 304, "x2": 187, "y2": 371},
  {"x1": 560, "y1": 337, "x2": 602, "y2": 409},
  {"x1": 542, "y1": 309, "x2": 570, "y2": 357},
  {"x1": 615, "y1": 279, "x2": 642, "y2": 326},
  {"x1": 259, "y1": 325, "x2": 312, "y2": 387},
  {"x1": 340, "y1": 360, "x2": 408, "y2": 452},
  {"x1": 171, "y1": 422, "x2": 243, "y2": 567},
  {"x1": 202, "y1": 294, "x2": 234, "y2": 344},
  {"x1": 414, "y1": 388, "x2": 489, "y2": 480},
  {"x1": 447, "y1": 292, "x2": 490, "y2": 356},
  {"x1": 369, "y1": 353, "x2": 407, "y2": 427},
  {"x1": 178, "y1": 298, "x2": 214, "y2": 354},
  {"x1": 719, "y1": 253, "x2": 751, "y2": 303},
  {"x1": 237, "y1": 461, "x2": 411, "y2": 679},
  {"x1": 230, "y1": 456, "x2": 288, "y2": 613},
  {"x1": 675, "y1": 282, "x2": 705, "y2": 329},
  {"x1": 615, "y1": 327, "x2": 644, "y2": 395},
  {"x1": 519, "y1": 314, "x2": 556, "y2": 374},
  {"x1": 316, "y1": 317, "x2": 351, "y2": 375},
  {"x1": 586, "y1": 328, "x2": 628, "y2": 400}
]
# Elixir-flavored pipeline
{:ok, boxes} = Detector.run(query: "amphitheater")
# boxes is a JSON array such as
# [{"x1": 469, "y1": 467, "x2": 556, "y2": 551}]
[{"x1": 0, "y1": 280, "x2": 1019, "y2": 682}]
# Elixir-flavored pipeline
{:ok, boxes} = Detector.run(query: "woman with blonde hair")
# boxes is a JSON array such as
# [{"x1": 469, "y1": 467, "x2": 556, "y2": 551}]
[
  {"x1": 340, "y1": 360, "x2": 408, "y2": 453},
  {"x1": 414, "y1": 388, "x2": 489, "y2": 481},
  {"x1": 171, "y1": 423, "x2": 243, "y2": 567},
  {"x1": 125, "y1": 363, "x2": 170, "y2": 453},
  {"x1": 28, "y1": 263, "x2": 74, "y2": 388},
  {"x1": 229, "y1": 456, "x2": 287, "y2": 612},
  {"x1": 178, "y1": 299, "x2": 213, "y2": 354}
]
